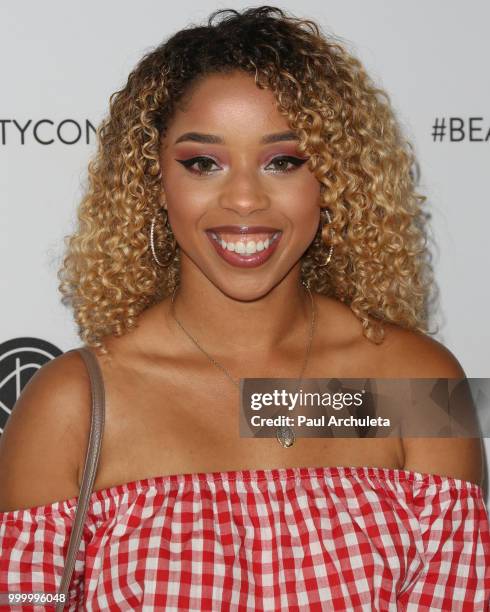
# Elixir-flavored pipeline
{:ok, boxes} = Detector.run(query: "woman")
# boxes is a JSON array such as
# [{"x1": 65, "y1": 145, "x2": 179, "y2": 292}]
[{"x1": 1, "y1": 6, "x2": 488, "y2": 610}]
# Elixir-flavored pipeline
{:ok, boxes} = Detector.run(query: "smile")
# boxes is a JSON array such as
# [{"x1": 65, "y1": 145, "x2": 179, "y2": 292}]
[{"x1": 205, "y1": 230, "x2": 282, "y2": 268}]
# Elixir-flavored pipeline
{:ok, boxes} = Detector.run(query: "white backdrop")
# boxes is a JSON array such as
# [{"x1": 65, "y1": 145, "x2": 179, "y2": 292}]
[{"x1": 1, "y1": 1, "x2": 489, "y2": 502}]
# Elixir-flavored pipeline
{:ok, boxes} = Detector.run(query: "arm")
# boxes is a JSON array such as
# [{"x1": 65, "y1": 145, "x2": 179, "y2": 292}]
[
  {"x1": 0, "y1": 350, "x2": 91, "y2": 512},
  {"x1": 403, "y1": 438, "x2": 484, "y2": 487},
  {"x1": 381, "y1": 327, "x2": 484, "y2": 487},
  {"x1": 377, "y1": 329, "x2": 490, "y2": 608}
]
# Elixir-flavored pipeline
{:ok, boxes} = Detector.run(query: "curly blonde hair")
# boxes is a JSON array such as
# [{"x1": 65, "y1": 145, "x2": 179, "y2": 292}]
[{"x1": 58, "y1": 5, "x2": 436, "y2": 354}]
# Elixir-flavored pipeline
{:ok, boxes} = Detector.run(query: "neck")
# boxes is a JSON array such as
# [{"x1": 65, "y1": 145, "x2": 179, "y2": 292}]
[{"x1": 166, "y1": 268, "x2": 313, "y2": 358}]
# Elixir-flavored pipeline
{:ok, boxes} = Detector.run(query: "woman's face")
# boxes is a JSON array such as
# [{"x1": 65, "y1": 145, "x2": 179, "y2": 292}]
[{"x1": 159, "y1": 70, "x2": 321, "y2": 299}]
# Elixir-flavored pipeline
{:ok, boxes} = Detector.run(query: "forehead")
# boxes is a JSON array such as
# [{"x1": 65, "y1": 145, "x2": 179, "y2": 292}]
[{"x1": 166, "y1": 71, "x2": 291, "y2": 137}]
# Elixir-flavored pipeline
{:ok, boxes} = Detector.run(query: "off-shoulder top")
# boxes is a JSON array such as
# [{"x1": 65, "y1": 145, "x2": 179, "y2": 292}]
[{"x1": 1, "y1": 465, "x2": 489, "y2": 611}]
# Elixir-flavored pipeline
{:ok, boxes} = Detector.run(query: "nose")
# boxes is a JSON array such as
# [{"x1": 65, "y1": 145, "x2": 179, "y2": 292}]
[{"x1": 218, "y1": 167, "x2": 271, "y2": 216}]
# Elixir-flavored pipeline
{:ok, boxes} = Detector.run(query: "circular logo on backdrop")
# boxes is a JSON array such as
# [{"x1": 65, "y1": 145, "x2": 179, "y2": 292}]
[{"x1": 0, "y1": 337, "x2": 62, "y2": 433}]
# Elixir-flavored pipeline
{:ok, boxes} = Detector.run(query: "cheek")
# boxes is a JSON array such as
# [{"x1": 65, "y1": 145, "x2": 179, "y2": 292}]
[
  {"x1": 165, "y1": 193, "x2": 207, "y2": 234},
  {"x1": 282, "y1": 179, "x2": 320, "y2": 227},
  {"x1": 161, "y1": 161, "x2": 208, "y2": 226}
]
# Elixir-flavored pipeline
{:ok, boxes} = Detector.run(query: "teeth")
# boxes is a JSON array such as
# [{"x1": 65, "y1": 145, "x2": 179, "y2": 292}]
[{"x1": 210, "y1": 231, "x2": 280, "y2": 255}]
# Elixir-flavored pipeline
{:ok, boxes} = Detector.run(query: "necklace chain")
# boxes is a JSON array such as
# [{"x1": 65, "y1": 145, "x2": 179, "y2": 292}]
[{"x1": 169, "y1": 283, "x2": 316, "y2": 447}]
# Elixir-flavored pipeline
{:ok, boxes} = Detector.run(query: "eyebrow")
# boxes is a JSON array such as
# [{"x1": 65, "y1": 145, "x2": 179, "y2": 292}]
[{"x1": 174, "y1": 130, "x2": 299, "y2": 145}]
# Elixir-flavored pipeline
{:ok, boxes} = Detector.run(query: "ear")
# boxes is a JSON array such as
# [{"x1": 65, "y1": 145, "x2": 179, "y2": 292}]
[{"x1": 318, "y1": 183, "x2": 325, "y2": 203}]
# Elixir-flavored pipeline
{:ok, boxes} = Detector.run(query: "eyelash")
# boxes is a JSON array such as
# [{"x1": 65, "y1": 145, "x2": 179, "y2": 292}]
[{"x1": 175, "y1": 155, "x2": 307, "y2": 176}]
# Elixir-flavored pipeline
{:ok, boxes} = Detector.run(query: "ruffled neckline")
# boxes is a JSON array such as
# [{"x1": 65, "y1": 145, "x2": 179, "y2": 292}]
[{"x1": 0, "y1": 465, "x2": 484, "y2": 522}]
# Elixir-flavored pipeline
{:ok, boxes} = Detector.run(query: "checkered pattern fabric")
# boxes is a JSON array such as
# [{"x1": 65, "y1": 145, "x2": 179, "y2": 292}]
[{"x1": 1, "y1": 466, "x2": 489, "y2": 611}]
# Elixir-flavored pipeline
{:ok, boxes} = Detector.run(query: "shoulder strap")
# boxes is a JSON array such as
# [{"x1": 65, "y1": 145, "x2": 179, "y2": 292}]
[{"x1": 55, "y1": 346, "x2": 105, "y2": 612}]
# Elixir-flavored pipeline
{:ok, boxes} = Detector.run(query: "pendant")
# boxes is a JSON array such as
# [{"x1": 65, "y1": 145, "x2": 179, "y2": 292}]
[{"x1": 276, "y1": 425, "x2": 295, "y2": 448}]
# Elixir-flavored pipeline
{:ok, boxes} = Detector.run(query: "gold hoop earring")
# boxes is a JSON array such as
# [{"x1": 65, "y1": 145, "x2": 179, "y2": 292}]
[
  {"x1": 320, "y1": 208, "x2": 334, "y2": 267},
  {"x1": 150, "y1": 210, "x2": 177, "y2": 268},
  {"x1": 150, "y1": 216, "x2": 164, "y2": 267}
]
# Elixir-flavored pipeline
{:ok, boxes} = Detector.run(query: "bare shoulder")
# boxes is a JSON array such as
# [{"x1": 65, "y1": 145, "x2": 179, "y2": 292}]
[
  {"x1": 375, "y1": 325, "x2": 483, "y2": 487},
  {"x1": 0, "y1": 349, "x2": 91, "y2": 512},
  {"x1": 315, "y1": 296, "x2": 466, "y2": 378},
  {"x1": 380, "y1": 324, "x2": 465, "y2": 377}
]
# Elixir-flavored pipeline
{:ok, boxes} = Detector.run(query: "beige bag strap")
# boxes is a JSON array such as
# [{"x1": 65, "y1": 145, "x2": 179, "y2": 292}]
[{"x1": 55, "y1": 347, "x2": 105, "y2": 612}]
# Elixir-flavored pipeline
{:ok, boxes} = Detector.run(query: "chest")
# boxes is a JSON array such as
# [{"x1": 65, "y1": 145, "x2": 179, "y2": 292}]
[{"x1": 88, "y1": 355, "x2": 404, "y2": 491}]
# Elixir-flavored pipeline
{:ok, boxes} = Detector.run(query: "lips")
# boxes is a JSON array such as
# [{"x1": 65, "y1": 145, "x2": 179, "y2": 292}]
[
  {"x1": 205, "y1": 226, "x2": 283, "y2": 268},
  {"x1": 207, "y1": 225, "x2": 279, "y2": 235}
]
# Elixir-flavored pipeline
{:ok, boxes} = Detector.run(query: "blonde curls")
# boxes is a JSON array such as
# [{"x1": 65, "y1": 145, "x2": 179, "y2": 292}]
[{"x1": 58, "y1": 6, "x2": 435, "y2": 353}]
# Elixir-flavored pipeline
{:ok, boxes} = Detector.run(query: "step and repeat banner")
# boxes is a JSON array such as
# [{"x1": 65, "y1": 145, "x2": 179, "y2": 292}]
[{"x1": 1, "y1": 1, "x2": 489, "y2": 500}]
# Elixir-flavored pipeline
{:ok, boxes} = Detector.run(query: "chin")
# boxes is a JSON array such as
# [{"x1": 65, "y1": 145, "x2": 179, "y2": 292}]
[{"x1": 212, "y1": 281, "x2": 276, "y2": 303}]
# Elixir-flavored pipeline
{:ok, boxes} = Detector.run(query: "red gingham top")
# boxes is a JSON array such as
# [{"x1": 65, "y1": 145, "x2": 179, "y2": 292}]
[{"x1": 1, "y1": 465, "x2": 489, "y2": 611}]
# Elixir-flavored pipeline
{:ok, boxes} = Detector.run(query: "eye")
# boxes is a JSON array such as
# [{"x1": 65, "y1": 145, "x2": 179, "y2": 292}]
[
  {"x1": 265, "y1": 155, "x2": 308, "y2": 174},
  {"x1": 175, "y1": 156, "x2": 221, "y2": 175}
]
